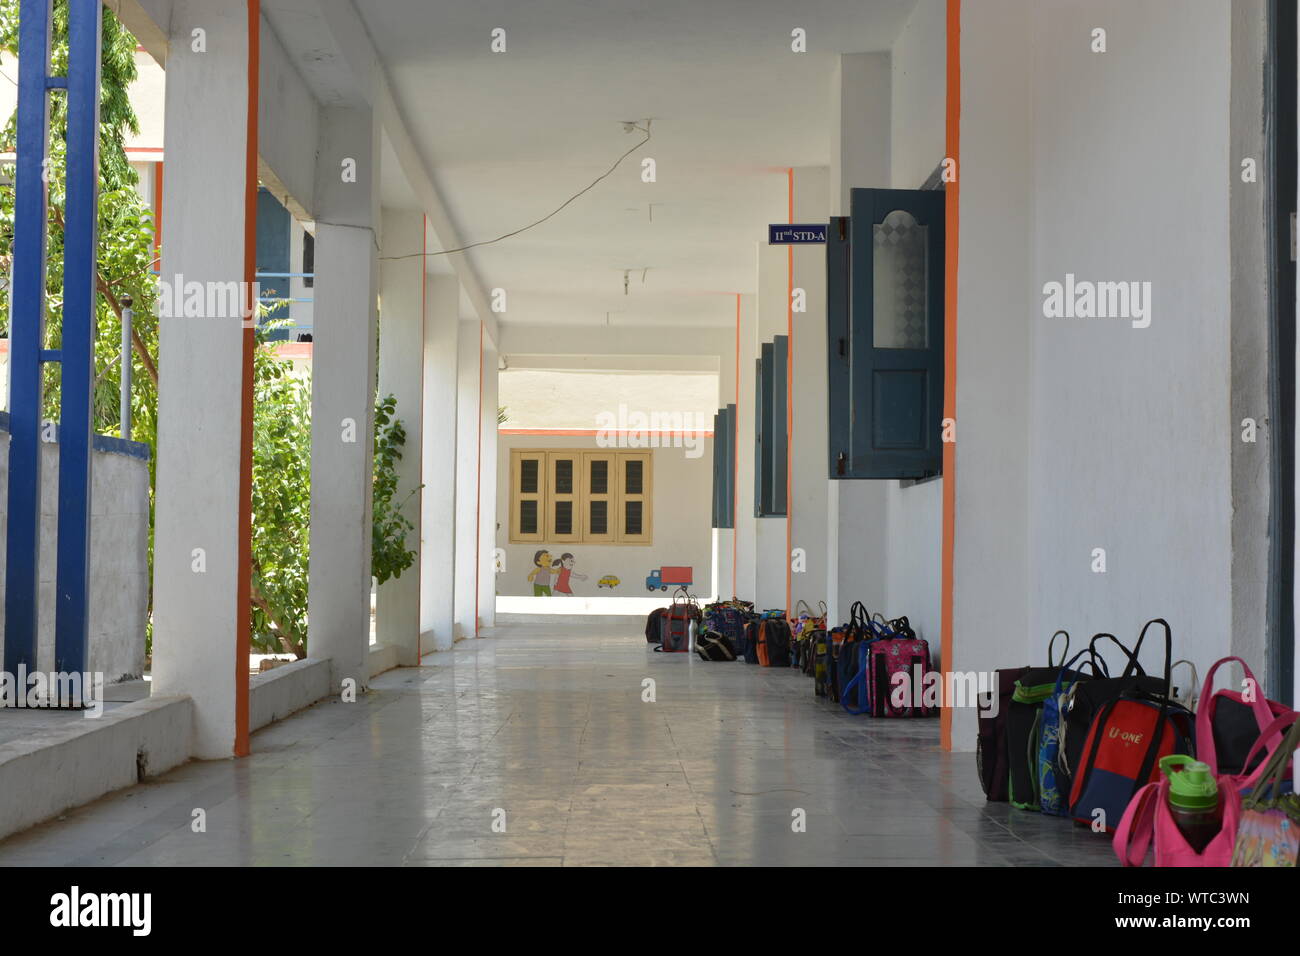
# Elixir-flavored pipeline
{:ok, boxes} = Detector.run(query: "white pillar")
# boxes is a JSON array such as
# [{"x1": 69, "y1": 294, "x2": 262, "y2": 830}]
[
  {"x1": 477, "y1": 338, "x2": 499, "y2": 629},
  {"x1": 453, "y1": 320, "x2": 482, "y2": 638},
  {"x1": 734, "y1": 293, "x2": 758, "y2": 602},
  {"x1": 715, "y1": 348, "x2": 736, "y2": 600},
  {"x1": 421, "y1": 275, "x2": 460, "y2": 651},
  {"x1": 151, "y1": 0, "x2": 250, "y2": 759},
  {"x1": 790, "y1": 167, "x2": 830, "y2": 615},
  {"x1": 755, "y1": 207, "x2": 789, "y2": 609},
  {"x1": 375, "y1": 208, "x2": 424, "y2": 665},
  {"x1": 307, "y1": 105, "x2": 380, "y2": 691},
  {"x1": 827, "y1": 53, "x2": 892, "y2": 624}
]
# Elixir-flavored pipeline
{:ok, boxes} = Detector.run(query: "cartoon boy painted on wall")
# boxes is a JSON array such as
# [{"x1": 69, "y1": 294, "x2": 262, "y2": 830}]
[
  {"x1": 551, "y1": 553, "x2": 587, "y2": 596},
  {"x1": 528, "y1": 550, "x2": 553, "y2": 596}
]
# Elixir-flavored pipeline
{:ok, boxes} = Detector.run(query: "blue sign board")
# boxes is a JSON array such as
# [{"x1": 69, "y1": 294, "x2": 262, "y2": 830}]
[{"x1": 768, "y1": 223, "x2": 828, "y2": 244}]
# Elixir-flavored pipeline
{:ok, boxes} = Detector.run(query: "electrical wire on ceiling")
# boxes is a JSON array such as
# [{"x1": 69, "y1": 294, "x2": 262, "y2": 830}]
[{"x1": 380, "y1": 120, "x2": 652, "y2": 261}]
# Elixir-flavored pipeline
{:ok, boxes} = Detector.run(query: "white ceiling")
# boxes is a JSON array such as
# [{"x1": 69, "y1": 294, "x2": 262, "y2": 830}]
[{"x1": 355, "y1": 0, "x2": 915, "y2": 329}]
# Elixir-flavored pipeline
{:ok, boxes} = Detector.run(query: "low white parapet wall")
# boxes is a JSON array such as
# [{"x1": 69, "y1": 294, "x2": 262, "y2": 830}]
[
  {"x1": 249, "y1": 657, "x2": 332, "y2": 732},
  {"x1": 0, "y1": 695, "x2": 192, "y2": 842},
  {"x1": 0, "y1": 413, "x2": 151, "y2": 684}
]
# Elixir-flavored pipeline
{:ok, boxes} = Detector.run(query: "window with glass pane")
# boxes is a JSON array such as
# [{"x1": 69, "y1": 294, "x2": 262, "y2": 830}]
[
  {"x1": 625, "y1": 459, "x2": 643, "y2": 495},
  {"x1": 872, "y1": 210, "x2": 929, "y2": 349}
]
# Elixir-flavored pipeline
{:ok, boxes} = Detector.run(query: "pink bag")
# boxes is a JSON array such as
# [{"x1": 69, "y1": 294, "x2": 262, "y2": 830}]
[
  {"x1": 1196, "y1": 656, "x2": 1295, "y2": 777},
  {"x1": 1114, "y1": 718, "x2": 1293, "y2": 866},
  {"x1": 1113, "y1": 773, "x2": 1242, "y2": 867}
]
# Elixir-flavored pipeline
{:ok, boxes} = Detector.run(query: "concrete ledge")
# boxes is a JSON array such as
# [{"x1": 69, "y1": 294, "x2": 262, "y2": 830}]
[
  {"x1": 368, "y1": 642, "x2": 399, "y2": 679},
  {"x1": 0, "y1": 695, "x2": 192, "y2": 842},
  {"x1": 249, "y1": 658, "x2": 332, "y2": 732}
]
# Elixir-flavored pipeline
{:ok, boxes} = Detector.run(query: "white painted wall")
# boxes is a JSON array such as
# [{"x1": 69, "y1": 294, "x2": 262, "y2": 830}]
[
  {"x1": 1025, "y1": 1, "x2": 1232, "y2": 676},
  {"x1": 828, "y1": 53, "x2": 891, "y2": 625},
  {"x1": 454, "y1": 320, "x2": 482, "y2": 638},
  {"x1": 421, "y1": 275, "x2": 460, "y2": 649},
  {"x1": 882, "y1": 0, "x2": 946, "y2": 650},
  {"x1": 734, "y1": 294, "x2": 758, "y2": 602},
  {"x1": 495, "y1": 434, "x2": 714, "y2": 601},
  {"x1": 150, "y1": 0, "x2": 250, "y2": 759},
  {"x1": 478, "y1": 339, "x2": 500, "y2": 628},
  {"x1": 0, "y1": 436, "x2": 150, "y2": 683},
  {"x1": 375, "y1": 208, "x2": 424, "y2": 664},
  {"x1": 790, "y1": 167, "x2": 831, "y2": 614}
]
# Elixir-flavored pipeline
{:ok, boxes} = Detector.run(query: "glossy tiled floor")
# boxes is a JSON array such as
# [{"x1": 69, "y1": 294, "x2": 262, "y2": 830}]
[{"x1": 0, "y1": 618, "x2": 1117, "y2": 866}]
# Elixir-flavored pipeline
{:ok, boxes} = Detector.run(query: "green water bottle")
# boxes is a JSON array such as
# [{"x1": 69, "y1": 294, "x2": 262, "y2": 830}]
[{"x1": 1160, "y1": 755, "x2": 1222, "y2": 853}]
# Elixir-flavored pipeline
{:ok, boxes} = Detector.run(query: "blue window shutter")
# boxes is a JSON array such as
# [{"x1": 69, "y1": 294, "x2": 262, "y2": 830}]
[
  {"x1": 844, "y1": 187, "x2": 945, "y2": 479},
  {"x1": 711, "y1": 409, "x2": 722, "y2": 528},
  {"x1": 826, "y1": 216, "x2": 852, "y2": 478},
  {"x1": 771, "y1": 335, "x2": 788, "y2": 515},
  {"x1": 755, "y1": 348, "x2": 773, "y2": 516},
  {"x1": 724, "y1": 403, "x2": 737, "y2": 527}
]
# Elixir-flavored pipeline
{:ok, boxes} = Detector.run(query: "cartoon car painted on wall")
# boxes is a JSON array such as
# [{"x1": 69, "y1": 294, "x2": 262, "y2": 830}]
[
  {"x1": 645, "y1": 566, "x2": 693, "y2": 592},
  {"x1": 597, "y1": 574, "x2": 621, "y2": 589}
]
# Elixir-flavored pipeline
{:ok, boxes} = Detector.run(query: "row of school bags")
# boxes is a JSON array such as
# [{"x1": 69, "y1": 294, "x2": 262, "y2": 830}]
[
  {"x1": 696, "y1": 597, "x2": 938, "y2": 718},
  {"x1": 978, "y1": 618, "x2": 1299, "y2": 866}
]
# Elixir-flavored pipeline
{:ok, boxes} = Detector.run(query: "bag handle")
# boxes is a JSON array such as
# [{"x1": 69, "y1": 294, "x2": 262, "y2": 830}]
[
  {"x1": 1243, "y1": 711, "x2": 1300, "y2": 806},
  {"x1": 1112, "y1": 780, "x2": 1162, "y2": 867},
  {"x1": 1089, "y1": 632, "x2": 1143, "y2": 678},
  {"x1": 1129, "y1": 619, "x2": 1176, "y2": 800},
  {"x1": 1171, "y1": 658, "x2": 1199, "y2": 706},
  {"x1": 1048, "y1": 629, "x2": 1070, "y2": 667},
  {"x1": 1053, "y1": 647, "x2": 1107, "y2": 695},
  {"x1": 1236, "y1": 711, "x2": 1298, "y2": 791},
  {"x1": 848, "y1": 600, "x2": 868, "y2": 629},
  {"x1": 1121, "y1": 618, "x2": 1171, "y2": 681},
  {"x1": 1195, "y1": 656, "x2": 1275, "y2": 775}
]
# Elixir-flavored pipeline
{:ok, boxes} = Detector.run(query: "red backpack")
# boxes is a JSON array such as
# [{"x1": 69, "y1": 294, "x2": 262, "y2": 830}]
[{"x1": 1067, "y1": 619, "x2": 1194, "y2": 832}]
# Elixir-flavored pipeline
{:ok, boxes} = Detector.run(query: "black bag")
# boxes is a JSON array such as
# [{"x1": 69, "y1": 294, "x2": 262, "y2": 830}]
[
  {"x1": 645, "y1": 607, "x2": 668, "y2": 644},
  {"x1": 1058, "y1": 627, "x2": 1173, "y2": 799},
  {"x1": 756, "y1": 615, "x2": 793, "y2": 667},
  {"x1": 695, "y1": 628, "x2": 736, "y2": 662},
  {"x1": 1007, "y1": 631, "x2": 1089, "y2": 810},
  {"x1": 977, "y1": 667, "x2": 1029, "y2": 801}
]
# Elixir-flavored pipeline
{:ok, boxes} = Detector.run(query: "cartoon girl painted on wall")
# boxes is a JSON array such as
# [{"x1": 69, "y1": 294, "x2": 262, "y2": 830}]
[
  {"x1": 528, "y1": 550, "x2": 553, "y2": 596},
  {"x1": 551, "y1": 553, "x2": 587, "y2": 596}
]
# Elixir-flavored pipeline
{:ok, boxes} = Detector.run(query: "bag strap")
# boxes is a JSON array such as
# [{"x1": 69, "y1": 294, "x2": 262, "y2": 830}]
[
  {"x1": 1112, "y1": 780, "x2": 1162, "y2": 867},
  {"x1": 1089, "y1": 632, "x2": 1143, "y2": 677},
  {"x1": 1128, "y1": 620, "x2": 1176, "y2": 794},
  {"x1": 1122, "y1": 618, "x2": 1171, "y2": 681},
  {"x1": 1195, "y1": 656, "x2": 1275, "y2": 775},
  {"x1": 1237, "y1": 711, "x2": 1298, "y2": 791},
  {"x1": 1054, "y1": 647, "x2": 1102, "y2": 695},
  {"x1": 1048, "y1": 629, "x2": 1070, "y2": 667},
  {"x1": 1244, "y1": 711, "x2": 1300, "y2": 806},
  {"x1": 1171, "y1": 658, "x2": 1199, "y2": 706}
]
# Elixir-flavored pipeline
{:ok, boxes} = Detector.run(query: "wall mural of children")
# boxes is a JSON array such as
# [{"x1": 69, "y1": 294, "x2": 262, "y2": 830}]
[
  {"x1": 551, "y1": 553, "x2": 587, "y2": 596},
  {"x1": 528, "y1": 549, "x2": 554, "y2": 596}
]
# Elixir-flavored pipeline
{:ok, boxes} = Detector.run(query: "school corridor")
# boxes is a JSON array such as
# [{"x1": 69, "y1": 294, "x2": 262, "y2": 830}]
[
  {"x1": 0, "y1": 0, "x2": 1296, "y2": 886},
  {"x1": 0, "y1": 618, "x2": 1115, "y2": 866}
]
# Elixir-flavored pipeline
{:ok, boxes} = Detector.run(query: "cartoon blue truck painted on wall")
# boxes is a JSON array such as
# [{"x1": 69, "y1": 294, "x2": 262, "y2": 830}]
[{"x1": 645, "y1": 566, "x2": 693, "y2": 592}]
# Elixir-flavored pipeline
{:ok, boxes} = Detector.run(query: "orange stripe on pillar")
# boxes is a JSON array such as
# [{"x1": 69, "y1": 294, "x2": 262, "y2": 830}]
[
  {"x1": 939, "y1": 0, "x2": 961, "y2": 752},
  {"x1": 785, "y1": 169, "x2": 794, "y2": 620},
  {"x1": 235, "y1": 0, "x2": 260, "y2": 758}
]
